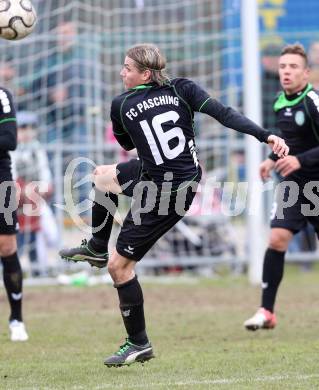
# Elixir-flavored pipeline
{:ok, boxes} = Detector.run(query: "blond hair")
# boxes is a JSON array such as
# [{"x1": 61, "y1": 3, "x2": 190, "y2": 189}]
[{"x1": 126, "y1": 43, "x2": 168, "y2": 85}]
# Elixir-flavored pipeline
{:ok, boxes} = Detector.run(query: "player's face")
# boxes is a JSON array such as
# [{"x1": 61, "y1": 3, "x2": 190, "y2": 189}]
[
  {"x1": 17, "y1": 126, "x2": 36, "y2": 143},
  {"x1": 278, "y1": 54, "x2": 310, "y2": 95},
  {"x1": 120, "y1": 56, "x2": 150, "y2": 89}
]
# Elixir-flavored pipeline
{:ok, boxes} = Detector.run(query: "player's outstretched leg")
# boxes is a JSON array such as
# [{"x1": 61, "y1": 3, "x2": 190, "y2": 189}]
[{"x1": 104, "y1": 338, "x2": 154, "y2": 367}]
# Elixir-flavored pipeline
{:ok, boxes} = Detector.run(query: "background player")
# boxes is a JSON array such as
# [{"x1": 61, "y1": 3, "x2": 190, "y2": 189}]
[
  {"x1": 244, "y1": 43, "x2": 319, "y2": 331},
  {"x1": 0, "y1": 87, "x2": 28, "y2": 341}
]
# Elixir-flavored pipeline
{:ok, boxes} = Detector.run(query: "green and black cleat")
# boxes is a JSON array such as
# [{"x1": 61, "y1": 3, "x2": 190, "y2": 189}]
[
  {"x1": 59, "y1": 239, "x2": 108, "y2": 268},
  {"x1": 104, "y1": 339, "x2": 155, "y2": 367}
]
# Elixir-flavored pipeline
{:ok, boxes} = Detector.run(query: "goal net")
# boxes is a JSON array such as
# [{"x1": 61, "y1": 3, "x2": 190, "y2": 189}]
[{"x1": 0, "y1": 0, "x2": 246, "y2": 277}]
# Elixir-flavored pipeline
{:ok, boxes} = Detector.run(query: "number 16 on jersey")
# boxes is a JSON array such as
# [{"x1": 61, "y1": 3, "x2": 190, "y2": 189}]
[{"x1": 139, "y1": 110, "x2": 198, "y2": 167}]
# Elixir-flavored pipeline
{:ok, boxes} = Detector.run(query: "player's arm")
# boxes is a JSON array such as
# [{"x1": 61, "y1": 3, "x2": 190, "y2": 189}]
[
  {"x1": 176, "y1": 78, "x2": 288, "y2": 157},
  {"x1": 0, "y1": 89, "x2": 17, "y2": 151},
  {"x1": 201, "y1": 99, "x2": 288, "y2": 157},
  {"x1": 201, "y1": 99, "x2": 270, "y2": 142},
  {"x1": 110, "y1": 100, "x2": 135, "y2": 151}
]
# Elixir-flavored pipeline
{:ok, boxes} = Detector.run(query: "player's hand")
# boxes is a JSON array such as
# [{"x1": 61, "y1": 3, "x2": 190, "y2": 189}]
[
  {"x1": 275, "y1": 155, "x2": 301, "y2": 177},
  {"x1": 267, "y1": 135, "x2": 289, "y2": 158},
  {"x1": 259, "y1": 158, "x2": 275, "y2": 180}
]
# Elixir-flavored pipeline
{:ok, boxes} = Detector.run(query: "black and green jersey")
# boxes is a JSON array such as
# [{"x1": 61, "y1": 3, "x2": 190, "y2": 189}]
[
  {"x1": 270, "y1": 83, "x2": 319, "y2": 179},
  {"x1": 0, "y1": 87, "x2": 17, "y2": 173},
  {"x1": 111, "y1": 78, "x2": 271, "y2": 186}
]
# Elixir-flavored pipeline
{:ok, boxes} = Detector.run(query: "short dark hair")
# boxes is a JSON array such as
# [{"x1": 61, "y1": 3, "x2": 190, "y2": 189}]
[{"x1": 280, "y1": 43, "x2": 308, "y2": 66}]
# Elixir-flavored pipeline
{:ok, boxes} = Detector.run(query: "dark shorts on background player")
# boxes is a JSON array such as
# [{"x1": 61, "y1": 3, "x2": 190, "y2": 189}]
[
  {"x1": 270, "y1": 177, "x2": 319, "y2": 237},
  {"x1": 0, "y1": 178, "x2": 18, "y2": 234}
]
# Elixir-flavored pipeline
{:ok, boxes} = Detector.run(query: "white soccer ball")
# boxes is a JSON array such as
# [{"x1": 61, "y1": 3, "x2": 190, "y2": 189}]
[{"x1": 0, "y1": 0, "x2": 37, "y2": 40}]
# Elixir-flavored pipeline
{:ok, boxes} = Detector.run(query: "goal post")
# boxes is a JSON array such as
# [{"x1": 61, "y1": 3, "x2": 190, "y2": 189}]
[{"x1": 241, "y1": 0, "x2": 264, "y2": 285}]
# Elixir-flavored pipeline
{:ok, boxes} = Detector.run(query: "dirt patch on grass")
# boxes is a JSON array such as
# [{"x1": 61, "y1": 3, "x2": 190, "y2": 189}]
[
  {"x1": 16, "y1": 281, "x2": 258, "y2": 316},
  {"x1": 10, "y1": 269, "x2": 318, "y2": 317}
]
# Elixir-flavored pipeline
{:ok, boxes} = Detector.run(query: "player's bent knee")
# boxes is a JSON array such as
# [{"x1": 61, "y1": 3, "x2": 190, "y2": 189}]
[
  {"x1": 107, "y1": 252, "x2": 136, "y2": 283},
  {"x1": 93, "y1": 164, "x2": 121, "y2": 193},
  {"x1": 268, "y1": 228, "x2": 292, "y2": 251},
  {"x1": 0, "y1": 235, "x2": 17, "y2": 257},
  {"x1": 93, "y1": 164, "x2": 112, "y2": 176},
  {"x1": 107, "y1": 256, "x2": 124, "y2": 279}
]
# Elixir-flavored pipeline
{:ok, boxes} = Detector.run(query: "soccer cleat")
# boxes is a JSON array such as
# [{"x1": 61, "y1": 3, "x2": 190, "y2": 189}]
[
  {"x1": 244, "y1": 308, "x2": 277, "y2": 331},
  {"x1": 104, "y1": 339, "x2": 155, "y2": 367},
  {"x1": 59, "y1": 239, "x2": 108, "y2": 268},
  {"x1": 9, "y1": 320, "x2": 29, "y2": 342}
]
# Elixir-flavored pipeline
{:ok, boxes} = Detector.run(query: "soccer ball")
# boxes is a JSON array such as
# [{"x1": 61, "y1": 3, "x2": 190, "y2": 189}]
[{"x1": 0, "y1": 0, "x2": 37, "y2": 40}]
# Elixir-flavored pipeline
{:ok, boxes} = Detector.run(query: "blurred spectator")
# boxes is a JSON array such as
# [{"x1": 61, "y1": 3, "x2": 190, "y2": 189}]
[
  {"x1": 288, "y1": 222, "x2": 317, "y2": 272},
  {"x1": 233, "y1": 44, "x2": 281, "y2": 185},
  {"x1": 33, "y1": 21, "x2": 87, "y2": 144},
  {"x1": 11, "y1": 111, "x2": 55, "y2": 277},
  {"x1": 0, "y1": 61, "x2": 16, "y2": 88},
  {"x1": 31, "y1": 20, "x2": 96, "y2": 207},
  {"x1": 105, "y1": 122, "x2": 137, "y2": 162},
  {"x1": 308, "y1": 68, "x2": 319, "y2": 90},
  {"x1": 261, "y1": 44, "x2": 281, "y2": 132},
  {"x1": 288, "y1": 223, "x2": 317, "y2": 253},
  {"x1": 308, "y1": 41, "x2": 319, "y2": 69},
  {"x1": 308, "y1": 41, "x2": 319, "y2": 89},
  {"x1": 36, "y1": 201, "x2": 59, "y2": 275},
  {"x1": 0, "y1": 60, "x2": 28, "y2": 110}
]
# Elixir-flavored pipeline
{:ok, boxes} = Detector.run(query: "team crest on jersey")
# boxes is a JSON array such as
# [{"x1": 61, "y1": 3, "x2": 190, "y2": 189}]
[{"x1": 295, "y1": 110, "x2": 305, "y2": 126}]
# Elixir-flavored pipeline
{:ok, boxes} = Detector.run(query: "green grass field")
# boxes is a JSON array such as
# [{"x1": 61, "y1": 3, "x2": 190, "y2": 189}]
[{"x1": 1, "y1": 266, "x2": 319, "y2": 389}]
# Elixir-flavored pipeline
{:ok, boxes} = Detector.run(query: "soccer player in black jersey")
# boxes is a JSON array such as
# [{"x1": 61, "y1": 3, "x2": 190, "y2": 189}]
[
  {"x1": 244, "y1": 43, "x2": 319, "y2": 331},
  {"x1": 59, "y1": 43, "x2": 288, "y2": 366},
  {"x1": 0, "y1": 88, "x2": 28, "y2": 341}
]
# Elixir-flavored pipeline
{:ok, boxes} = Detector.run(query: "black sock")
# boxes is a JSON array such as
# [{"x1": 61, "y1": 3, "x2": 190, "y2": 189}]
[
  {"x1": 115, "y1": 275, "x2": 149, "y2": 345},
  {"x1": 89, "y1": 188, "x2": 118, "y2": 253},
  {"x1": 261, "y1": 248, "x2": 285, "y2": 313},
  {"x1": 2, "y1": 252, "x2": 23, "y2": 322}
]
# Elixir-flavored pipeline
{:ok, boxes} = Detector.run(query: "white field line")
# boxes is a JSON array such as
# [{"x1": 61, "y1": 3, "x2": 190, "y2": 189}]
[{"x1": 64, "y1": 373, "x2": 319, "y2": 389}]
